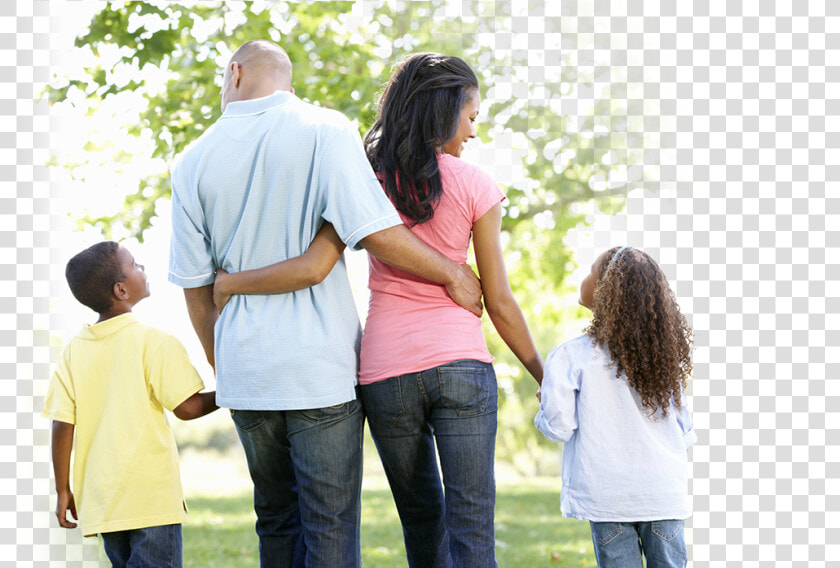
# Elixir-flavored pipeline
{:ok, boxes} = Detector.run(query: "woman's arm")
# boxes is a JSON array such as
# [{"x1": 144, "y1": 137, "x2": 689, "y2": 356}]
[
  {"x1": 472, "y1": 203, "x2": 544, "y2": 384},
  {"x1": 214, "y1": 222, "x2": 346, "y2": 312}
]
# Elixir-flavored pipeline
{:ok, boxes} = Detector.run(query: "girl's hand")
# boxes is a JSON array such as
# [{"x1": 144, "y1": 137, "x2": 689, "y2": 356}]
[{"x1": 213, "y1": 269, "x2": 232, "y2": 313}]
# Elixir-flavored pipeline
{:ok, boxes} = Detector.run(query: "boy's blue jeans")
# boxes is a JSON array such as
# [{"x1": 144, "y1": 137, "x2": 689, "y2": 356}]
[
  {"x1": 230, "y1": 398, "x2": 364, "y2": 568},
  {"x1": 360, "y1": 359, "x2": 498, "y2": 568},
  {"x1": 589, "y1": 519, "x2": 687, "y2": 568},
  {"x1": 101, "y1": 523, "x2": 182, "y2": 568}
]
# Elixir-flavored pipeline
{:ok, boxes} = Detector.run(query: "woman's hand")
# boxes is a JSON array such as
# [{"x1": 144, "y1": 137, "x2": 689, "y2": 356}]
[{"x1": 213, "y1": 269, "x2": 232, "y2": 313}]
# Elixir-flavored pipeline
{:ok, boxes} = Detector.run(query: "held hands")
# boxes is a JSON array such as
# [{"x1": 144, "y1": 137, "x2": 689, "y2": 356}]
[
  {"x1": 56, "y1": 490, "x2": 78, "y2": 529},
  {"x1": 446, "y1": 263, "x2": 484, "y2": 317},
  {"x1": 213, "y1": 269, "x2": 232, "y2": 313}
]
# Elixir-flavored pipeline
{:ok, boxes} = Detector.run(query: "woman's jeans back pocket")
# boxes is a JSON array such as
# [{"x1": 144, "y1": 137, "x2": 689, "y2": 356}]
[{"x1": 437, "y1": 360, "x2": 497, "y2": 417}]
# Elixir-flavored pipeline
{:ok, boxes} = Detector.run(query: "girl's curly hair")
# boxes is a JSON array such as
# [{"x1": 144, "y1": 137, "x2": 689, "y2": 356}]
[{"x1": 585, "y1": 247, "x2": 693, "y2": 418}]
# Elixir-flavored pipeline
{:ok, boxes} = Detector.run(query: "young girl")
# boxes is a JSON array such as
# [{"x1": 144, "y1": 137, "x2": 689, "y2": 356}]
[{"x1": 535, "y1": 246, "x2": 696, "y2": 568}]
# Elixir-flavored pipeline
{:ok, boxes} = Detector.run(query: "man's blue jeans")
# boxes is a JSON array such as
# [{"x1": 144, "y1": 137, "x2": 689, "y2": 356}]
[
  {"x1": 101, "y1": 523, "x2": 182, "y2": 568},
  {"x1": 589, "y1": 520, "x2": 687, "y2": 568},
  {"x1": 360, "y1": 360, "x2": 499, "y2": 568},
  {"x1": 230, "y1": 399, "x2": 364, "y2": 568}
]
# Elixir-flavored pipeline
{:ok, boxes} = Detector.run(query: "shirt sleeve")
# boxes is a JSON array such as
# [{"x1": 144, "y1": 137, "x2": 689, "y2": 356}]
[
  {"x1": 41, "y1": 345, "x2": 76, "y2": 424},
  {"x1": 168, "y1": 164, "x2": 216, "y2": 288},
  {"x1": 469, "y1": 166, "x2": 506, "y2": 223},
  {"x1": 676, "y1": 389, "x2": 697, "y2": 449},
  {"x1": 147, "y1": 335, "x2": 206, "y2": 412},
  {"x1": 534, "y1": 344, "x2": 580, "y2": 443},
  {"x1": 317, "y1": 121, "x2": 402, "y2": 251}
]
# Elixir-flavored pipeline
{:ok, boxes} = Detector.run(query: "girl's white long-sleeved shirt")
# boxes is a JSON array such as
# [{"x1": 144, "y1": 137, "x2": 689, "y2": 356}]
[{"x1": 535, "y1": 334, "x2": 697, "y2": 522}]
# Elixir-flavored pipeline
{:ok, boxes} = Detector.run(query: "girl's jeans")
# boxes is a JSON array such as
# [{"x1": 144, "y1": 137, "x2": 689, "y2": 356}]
[{"x1": 590, "y1": 519, "x2": 687, "y2": 568}]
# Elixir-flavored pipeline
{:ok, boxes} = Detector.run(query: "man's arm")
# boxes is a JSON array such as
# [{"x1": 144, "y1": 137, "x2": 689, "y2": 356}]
[
  {"x1": 360, "y1": 225, "x2": 483, "y2": 316},
  {"x1": 184, "y1": 285, "x2": 218, "y2": 370}
]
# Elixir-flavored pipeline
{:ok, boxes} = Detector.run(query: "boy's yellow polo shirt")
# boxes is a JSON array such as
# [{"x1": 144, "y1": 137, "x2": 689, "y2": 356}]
[{"x1": 42, "y1": 313, "x2": 204, "y2": 536}]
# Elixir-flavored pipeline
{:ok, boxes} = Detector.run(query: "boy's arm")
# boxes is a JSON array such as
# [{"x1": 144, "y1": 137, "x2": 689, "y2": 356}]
[
  {"x1": 173, "y1": 391, "x2": 218, "y2": 421},
  {"x1": 51, "y1": 420, "x2": 77, "y2": 529},
  {"x1": 213, "y1": 222, "x2": 346, "y2": 313}
]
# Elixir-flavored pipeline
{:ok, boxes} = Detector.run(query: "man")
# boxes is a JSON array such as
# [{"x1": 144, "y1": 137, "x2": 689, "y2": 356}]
[{"x1": 168, "y1": 40, "x2": 482, "y2": 567}]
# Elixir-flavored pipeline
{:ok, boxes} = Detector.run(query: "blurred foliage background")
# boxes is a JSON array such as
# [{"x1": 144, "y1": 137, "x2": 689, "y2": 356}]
[{"x1": 48, "y1": 0, "x2": 652, "y2": 475}]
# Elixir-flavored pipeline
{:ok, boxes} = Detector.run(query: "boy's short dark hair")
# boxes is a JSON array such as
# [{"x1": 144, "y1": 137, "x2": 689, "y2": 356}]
[{"x1": 65, "y1": 241, "x2": 125, "y2": 314}]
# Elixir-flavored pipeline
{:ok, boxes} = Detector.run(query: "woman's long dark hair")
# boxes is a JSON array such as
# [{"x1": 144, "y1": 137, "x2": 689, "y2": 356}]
[{"x1": 364, "y1": 53, "x2": 478, "y2": 225}]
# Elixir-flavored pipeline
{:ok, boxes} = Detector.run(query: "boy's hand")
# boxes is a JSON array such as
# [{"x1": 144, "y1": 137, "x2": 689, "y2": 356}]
[
  {"x1": 213, "y1": 269, "x2": 232, "y2": 313},
  {"x1": 56, "y1": 490, "x2": 78, "y2": 529}
]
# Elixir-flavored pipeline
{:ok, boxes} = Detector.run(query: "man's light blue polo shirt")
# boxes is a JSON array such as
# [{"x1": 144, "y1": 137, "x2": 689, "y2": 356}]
[{"x1": 168, "y1": 91, "x2": 401, "y2": 410}]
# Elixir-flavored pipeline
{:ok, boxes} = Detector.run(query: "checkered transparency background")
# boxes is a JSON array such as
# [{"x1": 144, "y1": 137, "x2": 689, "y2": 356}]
[{"x1": 4, "y1": 0, "x2": 836, "y2": 566}]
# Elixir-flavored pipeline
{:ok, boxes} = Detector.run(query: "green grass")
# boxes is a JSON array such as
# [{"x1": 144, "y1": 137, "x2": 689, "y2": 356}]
[
  {"x1": 494, "y1": 480, "x2": 596, "y2": 567},
  {"x1": 178, "y1": 478, "x2": 595, "y2": 567}
]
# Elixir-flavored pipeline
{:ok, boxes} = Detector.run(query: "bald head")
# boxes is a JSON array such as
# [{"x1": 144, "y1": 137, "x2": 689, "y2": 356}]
[{"x1": 221, "y1": 40, "x2": 294, "y2": 111}]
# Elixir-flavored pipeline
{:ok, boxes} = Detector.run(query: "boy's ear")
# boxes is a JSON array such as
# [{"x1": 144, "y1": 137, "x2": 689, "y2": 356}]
[{"x1": 113, "y1": 281, "x2": 129, "y2": 301}]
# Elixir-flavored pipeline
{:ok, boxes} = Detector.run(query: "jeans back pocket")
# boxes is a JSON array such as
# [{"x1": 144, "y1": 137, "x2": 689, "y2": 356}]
[{"x1": 438, "y1": 360, "x2": 497, "y2": 417}]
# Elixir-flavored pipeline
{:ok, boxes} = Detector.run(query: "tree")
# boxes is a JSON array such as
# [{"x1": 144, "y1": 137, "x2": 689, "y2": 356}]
[{"x1": 48, "y1": 0, "x2": 646, "y2": 472}]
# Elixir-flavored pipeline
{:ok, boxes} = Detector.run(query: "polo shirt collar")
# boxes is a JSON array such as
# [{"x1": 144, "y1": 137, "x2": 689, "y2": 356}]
[
  {"x1": 222, "y1": 90, "x2": 294, "y2": 118},
  {"x1": 78, "y1": 312, "x2": 137, "y2": 340}
]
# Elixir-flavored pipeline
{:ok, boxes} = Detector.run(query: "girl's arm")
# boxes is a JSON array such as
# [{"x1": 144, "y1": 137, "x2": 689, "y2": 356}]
[
  {"x1": 472, "y1": 203, "x2": 544, "y2": 384},
  {"x1": 534, "y1": 346, "x2": 578, "y2": 442},
  {"x1": 214, "y1": 222, "x2": 346, "y2": 312}
]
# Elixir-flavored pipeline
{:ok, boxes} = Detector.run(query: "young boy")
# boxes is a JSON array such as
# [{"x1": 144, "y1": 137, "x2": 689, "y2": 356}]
[{"x1": 42, "y1": 241, "x2": 217, "y2": 568}]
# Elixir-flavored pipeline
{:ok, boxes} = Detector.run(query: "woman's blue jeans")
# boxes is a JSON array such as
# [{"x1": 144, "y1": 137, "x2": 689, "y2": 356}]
[
  {"x1": 360, "y1": 359, "x2": 499, "y2": 568},
  {"x1": 590, "y1": 520, "x2": 687, "y2": 568},
  {"x1": 101, "y1": 523, "x2": 182, "y2": 568},
  {"x1": 230, "y1": 399, "x2": 364, "y2": 568}
]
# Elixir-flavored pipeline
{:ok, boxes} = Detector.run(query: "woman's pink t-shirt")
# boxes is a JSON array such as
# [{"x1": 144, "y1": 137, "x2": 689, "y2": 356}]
[{"x1": 359, "y1": 153, "x2": 505, "y2": 385}]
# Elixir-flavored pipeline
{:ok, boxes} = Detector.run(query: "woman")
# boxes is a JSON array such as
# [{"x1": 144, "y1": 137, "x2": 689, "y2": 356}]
[
  {"x1": 214, "y1": 53, "x2": 542, "y2": 568},
  {"x1": 359, "y1": 52, "x2": 542, "y2": 568}
]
